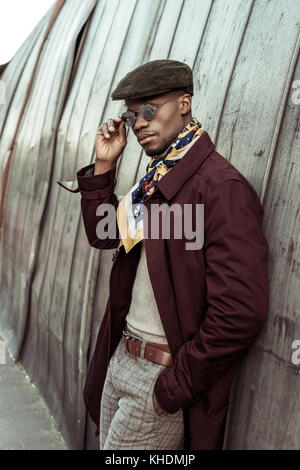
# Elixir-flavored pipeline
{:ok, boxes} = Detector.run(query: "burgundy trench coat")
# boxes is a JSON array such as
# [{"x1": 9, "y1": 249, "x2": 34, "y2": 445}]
[{"x1": 75, "y1": 131, "x2": 269, "y2": 450}]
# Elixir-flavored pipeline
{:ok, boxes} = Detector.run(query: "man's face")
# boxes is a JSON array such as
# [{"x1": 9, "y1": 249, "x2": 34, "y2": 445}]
[{"x1": 124, "y1": 91, "x2": 192, "y2": 158}]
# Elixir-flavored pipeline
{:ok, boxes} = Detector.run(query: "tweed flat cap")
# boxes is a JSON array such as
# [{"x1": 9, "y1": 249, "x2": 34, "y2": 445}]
[{"x1": 110, "y1": 59, "x2": 194, "y2": 101}]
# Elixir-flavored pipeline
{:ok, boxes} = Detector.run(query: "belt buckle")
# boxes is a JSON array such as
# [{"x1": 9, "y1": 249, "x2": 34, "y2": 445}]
[{"x1": 123, "y1": 330, "x2": 140, "y2": 353}]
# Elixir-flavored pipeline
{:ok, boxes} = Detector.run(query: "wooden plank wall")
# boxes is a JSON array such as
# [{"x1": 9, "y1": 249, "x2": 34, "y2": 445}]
[{"x1": 0, "y1": 0, "x2": 299, "y2": 449}]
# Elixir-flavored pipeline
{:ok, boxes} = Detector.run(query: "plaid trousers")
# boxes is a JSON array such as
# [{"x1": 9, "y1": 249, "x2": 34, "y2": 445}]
[{"x1": 99, "y1": 327, "x2": 184, "y2": 450}]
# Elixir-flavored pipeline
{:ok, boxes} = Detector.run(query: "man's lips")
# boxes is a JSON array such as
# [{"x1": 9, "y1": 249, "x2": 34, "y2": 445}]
[{"x1": 138, "y1": 134, "x2": 157, "y2": 145}]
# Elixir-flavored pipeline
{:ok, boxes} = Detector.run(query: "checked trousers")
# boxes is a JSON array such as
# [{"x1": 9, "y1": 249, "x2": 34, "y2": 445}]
[{"x1": 99, "y1": 328, "x2": 184, "y2": 450}]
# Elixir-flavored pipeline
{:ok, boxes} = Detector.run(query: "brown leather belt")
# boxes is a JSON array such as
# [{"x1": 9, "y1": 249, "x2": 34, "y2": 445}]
[{"x1": 122, "y1": 331, "x2": 173, "y2": 367}]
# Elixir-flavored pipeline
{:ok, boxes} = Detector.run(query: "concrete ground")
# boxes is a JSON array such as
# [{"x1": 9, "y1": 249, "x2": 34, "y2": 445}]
[{"x1": 0, "y1": 333, "x2": 68, "y2": 450}]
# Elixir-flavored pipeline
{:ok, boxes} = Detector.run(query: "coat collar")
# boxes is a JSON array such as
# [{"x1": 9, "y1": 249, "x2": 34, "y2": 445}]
[{"x1": 145, "y1": 131, "x2": 215, "y2": 201}]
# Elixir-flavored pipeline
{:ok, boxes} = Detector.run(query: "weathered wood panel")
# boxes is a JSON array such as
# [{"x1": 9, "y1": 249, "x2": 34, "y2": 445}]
[
  {"x1": 0, "y1": 0, "x2": 98, "y2": 449},
  {"x1": 224, "y1": 43, "x2": 300, "y2": 450},
  {"x1": 217, "y1": 0, "x2": 300, "y2": 195},
  {"x1": 0, "y1": 13, "x2": 49, "y2": 143}
]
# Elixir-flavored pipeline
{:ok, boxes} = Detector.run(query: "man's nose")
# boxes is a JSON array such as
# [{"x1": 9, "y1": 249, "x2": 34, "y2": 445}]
[{"x1": 133, "y1": 113, "x2": 150, "y2": 133}]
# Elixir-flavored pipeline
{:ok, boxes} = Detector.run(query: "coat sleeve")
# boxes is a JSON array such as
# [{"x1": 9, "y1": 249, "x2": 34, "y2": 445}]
[
  {"x1": 154, "y1": 178, "x2": 269, "y2": 413},
  {"x1": 76, "y1": 163, "x2": 120, "y2": 249}
]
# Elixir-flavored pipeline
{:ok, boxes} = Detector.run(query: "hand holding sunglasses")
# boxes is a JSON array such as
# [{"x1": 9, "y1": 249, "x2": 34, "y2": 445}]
[{"x1": 95, "y1": 117, "x2": 127, "y2": 173}]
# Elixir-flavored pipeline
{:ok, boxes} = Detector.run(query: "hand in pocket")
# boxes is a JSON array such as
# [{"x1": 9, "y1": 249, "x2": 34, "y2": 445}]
[{"x1": 152, "y1": 390, "x2": 168, "y2": 416}]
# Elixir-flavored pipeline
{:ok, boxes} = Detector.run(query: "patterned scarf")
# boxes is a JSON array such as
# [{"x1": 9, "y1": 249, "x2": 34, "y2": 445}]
[{"x1": 116, "y1": 117, "x2": 204, "y2": 253}]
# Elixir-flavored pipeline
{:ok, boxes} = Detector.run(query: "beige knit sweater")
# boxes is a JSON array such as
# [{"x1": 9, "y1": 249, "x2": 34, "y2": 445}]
[{"x1": 125, "y1": 239, "x2": 168, "y2": 344}]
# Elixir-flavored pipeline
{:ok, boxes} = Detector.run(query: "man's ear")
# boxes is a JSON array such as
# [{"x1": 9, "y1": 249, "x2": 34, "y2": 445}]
[{"x1": 180, "y1": 94, "x2": 192, "y2": 115}]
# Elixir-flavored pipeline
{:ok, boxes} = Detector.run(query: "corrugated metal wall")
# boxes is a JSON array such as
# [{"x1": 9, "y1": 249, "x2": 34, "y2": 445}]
[{"x1": 0, "y1": 0, "x2": 299, "y2": 450}]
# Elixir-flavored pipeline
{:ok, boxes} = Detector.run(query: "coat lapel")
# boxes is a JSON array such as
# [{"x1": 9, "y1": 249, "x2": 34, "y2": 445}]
[{"x1": 152, "y1": 130, "x2": 215, "y2": 202}]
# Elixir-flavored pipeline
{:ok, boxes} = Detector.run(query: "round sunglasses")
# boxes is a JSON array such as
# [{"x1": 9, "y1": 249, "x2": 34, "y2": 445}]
[{"x1": 120, "y1": 97, "x2": 175, "y2": 127}]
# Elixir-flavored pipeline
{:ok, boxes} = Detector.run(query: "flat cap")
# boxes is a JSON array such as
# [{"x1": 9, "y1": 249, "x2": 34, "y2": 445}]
[{"x1": 110, "y1": 59, "x2": 193, "y2": 101}]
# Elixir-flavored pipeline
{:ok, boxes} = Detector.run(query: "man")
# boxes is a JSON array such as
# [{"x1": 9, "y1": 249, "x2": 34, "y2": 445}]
[{"x1": 57, "y1": 59, "x2": 269, "y2": 450}]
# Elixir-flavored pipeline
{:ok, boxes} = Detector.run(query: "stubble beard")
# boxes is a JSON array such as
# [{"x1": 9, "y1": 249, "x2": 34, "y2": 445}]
[{"x1": 144, "y1": 135, "x2": 178, "y2": 158}]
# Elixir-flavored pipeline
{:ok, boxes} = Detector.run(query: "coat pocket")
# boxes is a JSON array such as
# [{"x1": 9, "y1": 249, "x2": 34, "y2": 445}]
[{"x1": 147, "y1": 363, "x2": 169, "y2": 417}]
